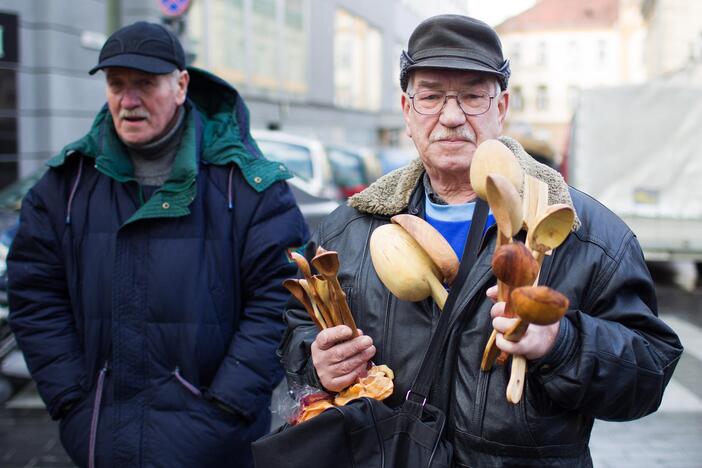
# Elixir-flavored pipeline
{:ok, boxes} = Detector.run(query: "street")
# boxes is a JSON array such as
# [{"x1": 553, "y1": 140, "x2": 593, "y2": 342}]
[{"x1": 1, "y1": 274, "x2": 700, "y2": 468}]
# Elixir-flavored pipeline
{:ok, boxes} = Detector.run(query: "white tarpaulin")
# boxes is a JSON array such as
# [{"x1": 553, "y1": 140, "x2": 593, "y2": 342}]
[{"x1": 569, "y1": 82, "x2": 702, "y2": 258}]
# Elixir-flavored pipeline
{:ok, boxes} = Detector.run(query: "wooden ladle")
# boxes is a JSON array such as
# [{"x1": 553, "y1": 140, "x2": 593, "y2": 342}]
[
  {"x1": 470, "y1": 139, "x2": 524, "y2": 200},
  {"x1": 390, "y1": 214, "x2": 459, "y2": 285},
  {"x1": 370, "y1": 223, "x2": 448, "y2": 310}
]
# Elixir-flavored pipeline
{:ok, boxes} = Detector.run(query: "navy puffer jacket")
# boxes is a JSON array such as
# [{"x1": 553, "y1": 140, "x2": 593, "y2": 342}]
[{"x1": 8, "y1": 68, "x2": 309, "y2": 467}]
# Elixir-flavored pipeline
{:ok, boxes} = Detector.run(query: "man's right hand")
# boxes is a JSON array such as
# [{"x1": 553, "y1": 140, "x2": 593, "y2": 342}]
[{"x1": 311, "y1": 325, "x2": 376, "y2": 393}]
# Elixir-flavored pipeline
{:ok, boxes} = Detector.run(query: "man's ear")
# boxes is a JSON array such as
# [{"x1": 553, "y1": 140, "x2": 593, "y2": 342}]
[
  {"x1": 401, "y1": 93, "x2": 412, "y2": 138},
  {"x1": 497, "y1": 90, "x2": 509, "y2": 129},
  {"x1": 176, "y1": 70, "x2": 190, "y2": 106}
]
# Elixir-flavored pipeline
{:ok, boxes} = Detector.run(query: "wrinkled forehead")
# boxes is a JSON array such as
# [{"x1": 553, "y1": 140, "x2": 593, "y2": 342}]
[{"x1": 409, "y1": 68, "x2": 497, "y2": 90}]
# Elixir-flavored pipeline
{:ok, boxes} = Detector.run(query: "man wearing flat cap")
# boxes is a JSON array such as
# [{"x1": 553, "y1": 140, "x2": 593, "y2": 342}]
[
  {"x1": 281, "y1": 15, "x2": 681, "y2": 466},
  {"x1": 8, "y1": 21, "x2": 308, "y2": 467}
]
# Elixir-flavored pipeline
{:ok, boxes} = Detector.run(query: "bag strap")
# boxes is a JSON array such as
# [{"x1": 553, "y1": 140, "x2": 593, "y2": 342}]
[{"x1": 404, "y1": 198, "x2": 489, "y2": 413}]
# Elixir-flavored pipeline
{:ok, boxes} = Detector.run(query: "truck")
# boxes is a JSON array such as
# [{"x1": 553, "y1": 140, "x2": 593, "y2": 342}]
[{"x1": 567, "y1": 80, "x2": 702, "y2": 263}]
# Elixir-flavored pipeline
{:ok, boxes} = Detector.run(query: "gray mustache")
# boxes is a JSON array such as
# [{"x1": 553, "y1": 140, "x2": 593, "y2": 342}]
[
  {"x1": 430, "y1": 127, "x2": 475, "y2": 143},
  {"x1": 119, "y1": 109, "x2": 150, "y2": 119}
]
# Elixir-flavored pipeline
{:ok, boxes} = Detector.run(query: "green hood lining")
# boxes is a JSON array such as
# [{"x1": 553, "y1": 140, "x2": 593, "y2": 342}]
[{"x1": 48, "y1": 67, "x2": 293, "y2": 194}]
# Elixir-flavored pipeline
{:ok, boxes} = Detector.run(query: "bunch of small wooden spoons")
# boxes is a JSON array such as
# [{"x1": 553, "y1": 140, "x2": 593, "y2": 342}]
[
  {"x1": 471, "y1": 139, "x2": 574, "y2": 404},
  {"x1": 284, "y1": 247, "x2": 359, "y2": 335}
]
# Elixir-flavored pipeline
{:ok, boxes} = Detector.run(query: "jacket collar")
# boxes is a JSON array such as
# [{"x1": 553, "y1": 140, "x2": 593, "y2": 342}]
[
  {"x1": 349, "y1": 136, "x2": 580, "y2": 229},
  {"x1": 45, "y1": 68, "x2": 294, "y2": 223}
]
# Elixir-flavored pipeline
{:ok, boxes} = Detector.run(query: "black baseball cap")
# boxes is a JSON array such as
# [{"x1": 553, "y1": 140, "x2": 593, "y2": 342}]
[
  {"x1": 400, "y1": 15, "x2": 510, "y2": 91},
  {"x1": 89, "y1": 21, "x2": 185, "y2": 75}
]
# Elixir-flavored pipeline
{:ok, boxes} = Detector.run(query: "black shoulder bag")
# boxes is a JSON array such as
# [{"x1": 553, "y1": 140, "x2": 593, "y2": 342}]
[{"x1": 252, "y1": 200, "x2": 489, "y2": 468}]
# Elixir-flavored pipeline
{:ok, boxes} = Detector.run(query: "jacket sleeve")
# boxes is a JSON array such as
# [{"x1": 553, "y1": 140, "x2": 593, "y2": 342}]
[
  {"x1": 532, "y1": 231, "x2": 683, "y2": 421},
  {"x1": 207, "y1": 181, "x2": 309, "y2": 420},
  {"x1": 7, "y1": 186, "x2": 87, "y2": 419}
]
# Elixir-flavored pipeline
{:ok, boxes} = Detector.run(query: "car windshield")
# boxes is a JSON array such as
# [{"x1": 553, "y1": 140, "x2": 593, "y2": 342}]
[
  {"x1": 325, "y1": 147, "x2": 366, "y2": 187},
  {"x1": 256, "y1": 140, "x2": 314, "y2": 181}
]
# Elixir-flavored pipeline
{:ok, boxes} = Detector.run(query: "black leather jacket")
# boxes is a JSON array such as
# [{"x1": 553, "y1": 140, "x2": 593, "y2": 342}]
[{"x1": 280, "y1": 141, "x2": 682, "y2": 467}]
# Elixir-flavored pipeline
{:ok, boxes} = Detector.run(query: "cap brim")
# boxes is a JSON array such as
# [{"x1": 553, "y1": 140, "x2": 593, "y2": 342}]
[
  {"x1": 406, "y1": 57, "x2": 501, "y2": 77},
  {"x1": 89, "y1": 53, "x2": 178, "y2": 75}
]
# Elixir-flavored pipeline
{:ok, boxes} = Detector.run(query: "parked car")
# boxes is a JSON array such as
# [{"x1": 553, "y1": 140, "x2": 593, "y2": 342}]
[
  {"x1": 252, "y1": 129, "x2": 341, "y2": 201},
  {"x1": 376, "y1": 147, "x2": 417, "y2": 175},
  {"x1": 324, "y1": 144, "x2": 382, "y2": 198},
  {"x1": 0, "y1": 169, "x2": 45, "y2": 402}
]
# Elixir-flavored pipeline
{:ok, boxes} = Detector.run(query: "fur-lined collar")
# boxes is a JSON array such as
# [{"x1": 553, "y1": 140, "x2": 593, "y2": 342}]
[{"x1": 349, "y1": 136, "x2": 580, "y2": 229}]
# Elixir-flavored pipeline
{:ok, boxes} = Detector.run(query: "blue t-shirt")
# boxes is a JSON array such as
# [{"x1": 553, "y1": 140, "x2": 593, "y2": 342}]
[{"x1": 425, "y1": 194, "x2": 495, "y2": 259}]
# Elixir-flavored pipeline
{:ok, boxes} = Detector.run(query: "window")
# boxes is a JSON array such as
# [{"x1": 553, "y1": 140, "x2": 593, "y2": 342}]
[
  {"x1": 189, "y1": 0, "x2": 246, "y2": 82},
  {"x1": 511, "y1": 86, "x2": 524, "y2": 111},
  {"x1": 334, "y1": 9, "x2": 382, "y2": 111},
  {"x1": 597, "y1": 39, "x2": 607, "y2": 65},
  {"x1": 567, "y1": 41, "x2": 578, "y2": 68},
  {"x1": 537, "y1": 41, "x2": 547, "y2": 66},
  {"x1": 187, "y1": 0, "x2": 307, "y2": 95},
  {"x1": 283, "y1": 0, "x2": 307, "y2": 93},
  {"x1": 536, "y1": 85, "x2": 549, "y2": 111},
  {"x1": 251, "y1": 0, "x2": 278, "y2": 89},
  {"x1": 510, "y1": 43, "x2": 521, "y2": 65}
]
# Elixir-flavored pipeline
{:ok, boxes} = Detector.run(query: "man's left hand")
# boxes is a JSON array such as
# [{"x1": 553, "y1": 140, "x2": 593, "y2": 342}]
[{"x1": 486, "y1": 285, "x2": 560, "y2": 361}]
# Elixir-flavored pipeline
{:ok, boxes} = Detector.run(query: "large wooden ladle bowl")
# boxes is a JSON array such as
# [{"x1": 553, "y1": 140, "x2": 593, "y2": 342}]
[
  {"x1": 391, "y1": 214, "x2": 459, "y2": 285},
  {"x1": 470, "y1": 139, "x2": 524, "y2": 200},
  {"x1": 370, "y1": 223, "x2": 448, "y2": 310}
]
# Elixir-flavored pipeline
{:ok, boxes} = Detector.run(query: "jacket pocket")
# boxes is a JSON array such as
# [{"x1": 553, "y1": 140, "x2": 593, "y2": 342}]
[{"x1": 172, "y1": 366, "x2": 245, "y2": 424}]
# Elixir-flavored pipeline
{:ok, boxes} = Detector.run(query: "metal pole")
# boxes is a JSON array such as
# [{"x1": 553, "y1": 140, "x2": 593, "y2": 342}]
[{"x1": 107, "y1": 0, "x2": 122, "y2": 34}]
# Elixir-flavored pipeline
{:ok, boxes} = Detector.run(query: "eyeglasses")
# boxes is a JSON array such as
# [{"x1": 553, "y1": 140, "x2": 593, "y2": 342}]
[{"x1": 407, "y1": 90, "x2": 498, "y2": 116}]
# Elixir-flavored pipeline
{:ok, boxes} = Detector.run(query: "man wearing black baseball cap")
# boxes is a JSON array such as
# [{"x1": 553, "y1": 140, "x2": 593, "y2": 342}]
[
  {"x1": 9, "y1": 21, "x2": 308, "y2": 468},
  {"x1": 281, "y1": 14, "x2": 681, "y2": 467}
]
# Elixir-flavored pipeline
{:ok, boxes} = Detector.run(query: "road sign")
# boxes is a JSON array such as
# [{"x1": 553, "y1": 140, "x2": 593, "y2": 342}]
[{"x1": 157, "y1": 0, "x2": 191, "y2": 17}]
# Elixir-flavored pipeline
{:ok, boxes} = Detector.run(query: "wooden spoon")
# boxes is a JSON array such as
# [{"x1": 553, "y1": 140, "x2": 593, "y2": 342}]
[
  {"x1": 283, "y1": 279, "x2": 326, "y2": 330},
  {"x1": 311, "y1": 250, "x2": 358, "y2": 336},
  {"x1": 480, "y1": 242, "x2": 539, "y2": 371},
  {"x1": 510, "y1": 286, "x2": 569, "y2": 326},
  {"x1": 470, "y1": 139, "x2": 523, "y2": 200},
  {"x1": 391, "y1": 214, "x2": 459, "y2": 285},
  {"x1": 370, "y1": 223, "x2": 448, "y2": 310},
  {"x1": 503, "y1": 204, "x2": 574, "y2": 404},
  {"x1": 486, "y1": 174, "x2": 524, "y2": 242},
  {"x1": 504, "y1": 285, "x2": 569, "y2": 404},
  {"x1": 526, "y1": 204, "x2": 575, "y2": 264},
  {"x1": 298, "y1": 278, "x2": 333, "y2": 329}
]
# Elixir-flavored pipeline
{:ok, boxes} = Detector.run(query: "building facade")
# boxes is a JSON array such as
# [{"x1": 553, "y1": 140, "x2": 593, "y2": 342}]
[
  {"x1": 496, "y1": 0, "x2": 646, "y2": 155},
  {"x1": 0, "y1": 0, "x2": 470, "y2": 187},
  {"x1": 641, "y1": 0, "x2": 702, "y2": 79}
]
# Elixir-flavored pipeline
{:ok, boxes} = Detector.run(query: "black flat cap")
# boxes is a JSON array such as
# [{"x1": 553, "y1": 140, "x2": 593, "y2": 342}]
[
  {"x1": 90, "y1": 21, "x2": 185, "y2": 75},
  {"x1": 400, "y1": 15, "x2": 510, "y2": 91}
]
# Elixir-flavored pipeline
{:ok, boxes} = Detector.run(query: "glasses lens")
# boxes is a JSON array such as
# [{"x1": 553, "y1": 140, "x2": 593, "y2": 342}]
[
  {"x1": 459, "y1": 93, "x2": 490, "y2": 115},
  {"x1": 413, "y1": 91, "x2": 445, "y2": 114}
]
